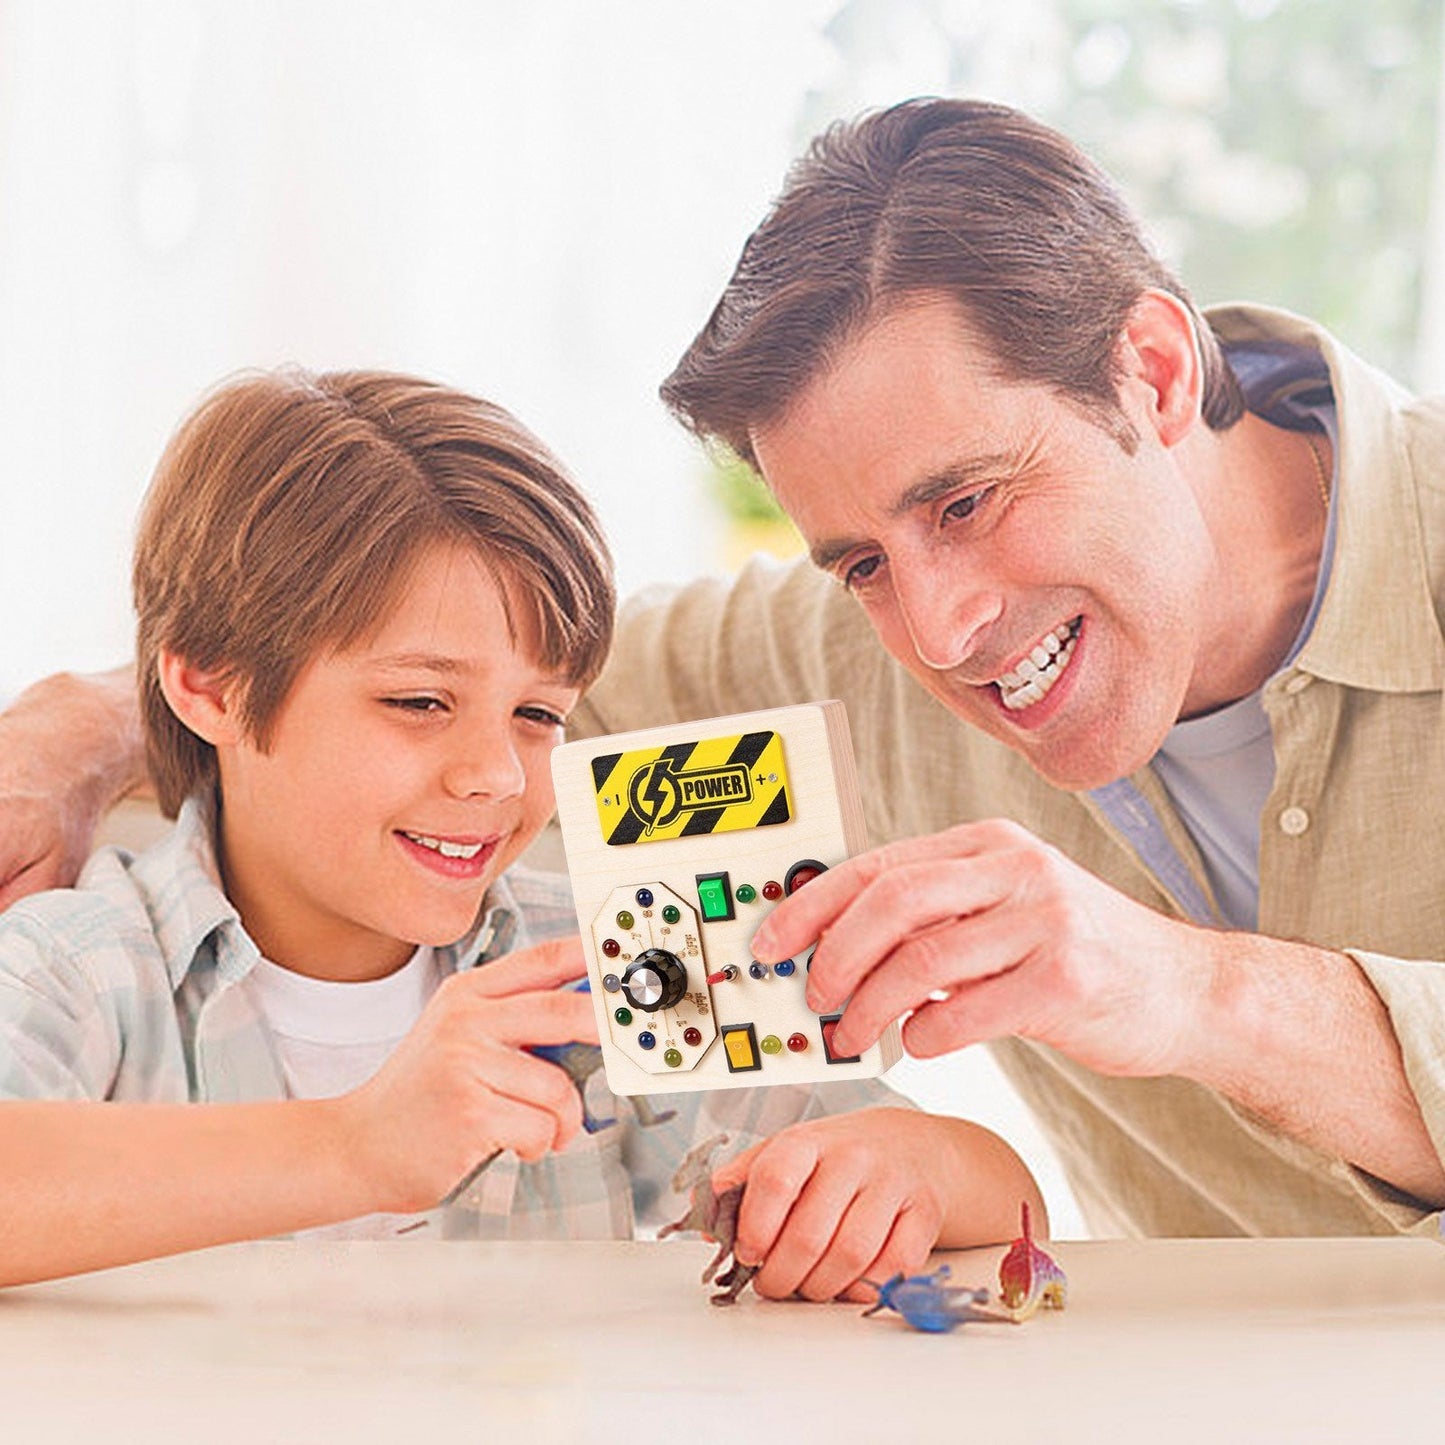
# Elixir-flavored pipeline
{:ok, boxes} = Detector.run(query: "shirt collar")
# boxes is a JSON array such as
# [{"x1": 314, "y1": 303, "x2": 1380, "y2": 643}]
[
  {"x1": 1208, "y1": 303, "x2": 1445, "y2": 694},
  {"x1": 129, "y1": 792, "x2": 522, "y2": 992}
]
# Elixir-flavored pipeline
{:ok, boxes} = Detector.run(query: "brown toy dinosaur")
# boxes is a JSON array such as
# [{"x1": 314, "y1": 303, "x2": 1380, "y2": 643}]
[{"x1": 658, "y1": 1133, "x2": 758, "y2": 1305}]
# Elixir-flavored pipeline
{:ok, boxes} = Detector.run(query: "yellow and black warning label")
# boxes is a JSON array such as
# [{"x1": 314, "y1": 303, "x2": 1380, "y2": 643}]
[{"x1": 590, "y1": 730, "x2": 791, "y2": 845}]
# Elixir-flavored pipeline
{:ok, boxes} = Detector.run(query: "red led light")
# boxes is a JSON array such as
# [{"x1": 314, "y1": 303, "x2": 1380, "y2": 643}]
[
  {"x1": 762, "y1": 881, "x2": 782, "y2": 901},
  {"x1": 683, "y1": 1027, "x2": 703, "y2": 1047},
  {"x1": 786, "y1": 1032, "x2": 808, "y2": 1052},
  {"x1": 601, "y1": 938, "x2": 621, "y2": 958}
]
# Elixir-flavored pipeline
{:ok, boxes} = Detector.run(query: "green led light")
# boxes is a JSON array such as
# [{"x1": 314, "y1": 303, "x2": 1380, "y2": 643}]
[
  {"x1": 614, "y1": 1007, "x2": 633, "y2": 1026},
  {"x1": 664, "y1": 1048, "x2": 683, "y2": 1068},
  {"x1": 661, "y1": 904, "x2": 681, "y2": 924},
  {"x1": 736, "y1": 883, "x2": 757, "y2": 904},
  {"x1": 760, "y1": 1034, "x2": 783, "y2": 1054}
]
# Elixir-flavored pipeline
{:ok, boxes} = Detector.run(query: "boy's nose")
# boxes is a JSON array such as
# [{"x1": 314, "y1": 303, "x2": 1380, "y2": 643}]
[
  {"x1": 441, "y1": 739, "x2": 526, "y2": 801},
  {"x1": 893, "y1": 559, "x2": 1002, "y2": 673}
]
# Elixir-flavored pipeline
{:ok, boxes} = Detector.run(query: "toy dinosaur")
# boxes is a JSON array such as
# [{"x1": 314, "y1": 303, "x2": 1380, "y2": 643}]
[
  {"x1": 442, "y1": 983, "x2": 675, "y2": 1206},
  {"x1": 529, "y1": 980, "x2": 676, "y2": 1134},
  {"x1": 997, "y1": 1201, "x2": 1067, "y2": 1320},
  {"x1": 658, "y1": 1132, "x2": 757, "y2": 1306},
  {"x1": 861, "y1": 1264, "x2": 1008, "y2": 1334}
]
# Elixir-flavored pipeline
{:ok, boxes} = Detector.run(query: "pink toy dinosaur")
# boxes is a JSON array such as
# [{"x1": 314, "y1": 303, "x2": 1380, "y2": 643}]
[
  {"x1": 658, "y1": 1133, "x2": 758, "y2": 1306},
  {"x1": 997, "y1": 1202, "x2": 1067, "y2": 1320}
]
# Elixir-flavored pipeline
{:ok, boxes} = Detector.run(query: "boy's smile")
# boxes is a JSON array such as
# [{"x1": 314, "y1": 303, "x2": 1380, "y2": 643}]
[{"x1": 213, "y1": 540, "x2": 579, "y2": 980}]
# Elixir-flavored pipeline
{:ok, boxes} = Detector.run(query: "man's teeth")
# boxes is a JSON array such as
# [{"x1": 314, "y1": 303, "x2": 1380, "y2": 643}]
[
  {"x1": 404, "y1": 832, "x2": 484, "y2": 860},
  {"x1": 997, "y1": 620, "x2": 1080, "y2": 712}
]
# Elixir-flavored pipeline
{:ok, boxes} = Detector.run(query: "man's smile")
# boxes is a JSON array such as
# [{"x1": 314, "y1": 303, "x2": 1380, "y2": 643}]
[{"x1": 994, "y1": 617, "x2": 1083, "y2": 713}]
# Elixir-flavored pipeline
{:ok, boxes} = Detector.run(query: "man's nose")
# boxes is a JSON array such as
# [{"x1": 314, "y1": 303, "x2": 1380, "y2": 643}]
[
  {"x1": 893, "y1": 560, "x2": 1002, "y2": 673},
  {"x1": 441, "y1": 729, "x2": 527, "y2": 801}
]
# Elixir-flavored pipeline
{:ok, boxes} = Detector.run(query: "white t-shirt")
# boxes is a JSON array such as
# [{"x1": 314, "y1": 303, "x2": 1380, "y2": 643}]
[{"x1": 241, "y1": 945, "x2": 443, "y2": 1238}]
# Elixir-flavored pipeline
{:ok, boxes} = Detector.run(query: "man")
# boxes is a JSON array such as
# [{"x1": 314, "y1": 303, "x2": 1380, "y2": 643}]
[{"x1": 4, "y1": 98, "x2": 1444, "y2": 1237}]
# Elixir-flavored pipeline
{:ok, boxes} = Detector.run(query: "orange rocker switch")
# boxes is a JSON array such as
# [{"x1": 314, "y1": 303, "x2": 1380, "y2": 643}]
[{"x1": 721, "y1": 1023, "x2": 761, "y2": 1073}]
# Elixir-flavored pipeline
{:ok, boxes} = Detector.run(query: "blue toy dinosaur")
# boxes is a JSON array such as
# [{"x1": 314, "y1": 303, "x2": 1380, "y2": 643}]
[{"x1": 861, "y1": 1264, "x2": 1008, "y2": 1334}]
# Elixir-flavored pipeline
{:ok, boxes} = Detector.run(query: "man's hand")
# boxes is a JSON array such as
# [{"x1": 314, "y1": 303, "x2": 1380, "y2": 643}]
[
  {"x1": 339, "y1": 936, "x2": 601, "y2": 1212},
  {"x1": 0, "y1": 668, "x2": 145, "y2": 909},
  {"x1": 752, "y1": 818, "x2": 1445, "y2": 1205},
  {"x1": 754, "y1": 819, "x2": 1208, "y2": 1077},
  {"x1": 709, "y1": 1109, "x2": 1040, "y2": 1304}
]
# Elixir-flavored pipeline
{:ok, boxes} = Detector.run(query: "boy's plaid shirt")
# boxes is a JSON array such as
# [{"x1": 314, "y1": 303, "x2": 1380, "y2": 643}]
[{"x1": 0, "y1": 798, "x2": 906, "y2": 1239}]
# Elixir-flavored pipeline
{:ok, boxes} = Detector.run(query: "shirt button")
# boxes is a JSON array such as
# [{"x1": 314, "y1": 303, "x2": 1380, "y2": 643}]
[
  {"x1": 1279, "y1": 806, "x2": 1310, "y2": 836},
  {"x1": 1284, "y1": 673, "x2": 1313, "y2": 696}
]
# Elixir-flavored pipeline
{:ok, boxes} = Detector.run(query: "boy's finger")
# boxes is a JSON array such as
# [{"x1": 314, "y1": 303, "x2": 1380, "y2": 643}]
[
  {"x1": 710, "y1": 1138, "x2": 765, "y2": 1194},
  {"x1": 462, "y1": 935, "x2": 589, "y2": 997},
  {"x1": 793, "y1": 1187, "x2": 896, "y2": 1302},
  {"x1": 466, "y1": 1046, "x2": 587, "y2": 1142},
  {"x1": 730, "y1": 1136, "x2": 823, "y2": 1267},
  {"x1": 482, "y1": 991, "x2": 600, "y2": 1048},
  {"x1": 838, "y1": 1200, "x2": 940, "y2": 1304}
]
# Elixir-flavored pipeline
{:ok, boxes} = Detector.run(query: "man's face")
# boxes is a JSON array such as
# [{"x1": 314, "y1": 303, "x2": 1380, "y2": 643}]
[
  {"x1": 751, "y1": 296, "x2": 1215, "y2": 791},
  {"x1": 216, "y1": 540, "x2": 580, "y2": 978}
]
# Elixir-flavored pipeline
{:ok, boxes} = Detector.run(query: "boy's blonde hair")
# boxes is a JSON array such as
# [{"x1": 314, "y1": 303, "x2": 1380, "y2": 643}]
[{"x1": 134, "y1": 369, "x2": 615, "y2": 816}]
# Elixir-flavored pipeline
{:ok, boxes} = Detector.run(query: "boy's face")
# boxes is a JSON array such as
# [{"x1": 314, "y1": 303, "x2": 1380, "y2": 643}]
[{"x1": 216, "y1": 540, "x2": 581, "y2": 979}]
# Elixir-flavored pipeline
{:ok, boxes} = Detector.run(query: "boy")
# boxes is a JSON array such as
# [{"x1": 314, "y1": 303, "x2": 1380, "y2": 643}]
[{"x1": 0, "y1": 369, "x2": 1043, "y2": 1291}]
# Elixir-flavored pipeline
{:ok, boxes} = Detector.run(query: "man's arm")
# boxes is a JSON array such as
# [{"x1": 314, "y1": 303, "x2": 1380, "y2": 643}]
[
  {"x1": 0, "y1": 667, "x2": 145, "y2": 907},
  {"x1": 754, "y1": 820, "x2": 1445, "y2": 1209}
]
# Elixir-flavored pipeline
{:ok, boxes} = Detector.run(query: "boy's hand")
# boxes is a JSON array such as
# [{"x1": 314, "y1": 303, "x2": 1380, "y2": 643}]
[
  {"x1": 340, "y1": 936, "x2": 600, "y2": 1212},
  {"x1": 710, "y1": 1108, "x2": 950, "y2": 1304}
]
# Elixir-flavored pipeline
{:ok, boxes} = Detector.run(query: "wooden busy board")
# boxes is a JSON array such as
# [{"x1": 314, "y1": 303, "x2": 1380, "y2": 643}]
[{"x1": 551, "y1": 701, "x2": 902, "y2": 1095}]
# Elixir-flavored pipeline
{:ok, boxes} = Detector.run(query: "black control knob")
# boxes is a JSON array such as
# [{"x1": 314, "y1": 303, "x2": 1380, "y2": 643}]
[{"x1": 621, "y1": 949, "x2": 689, "y2": 1012}]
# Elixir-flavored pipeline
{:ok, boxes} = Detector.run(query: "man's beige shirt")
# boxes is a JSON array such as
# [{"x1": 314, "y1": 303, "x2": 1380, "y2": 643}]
[{"x1": 574, "y1": 305, "x2": 1445, "y2": 1239}]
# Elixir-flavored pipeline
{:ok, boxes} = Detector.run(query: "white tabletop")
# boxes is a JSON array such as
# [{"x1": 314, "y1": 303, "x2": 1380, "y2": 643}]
[{"x1": 3, "y1": 1236, "x2": 1443, "y2": 1444}]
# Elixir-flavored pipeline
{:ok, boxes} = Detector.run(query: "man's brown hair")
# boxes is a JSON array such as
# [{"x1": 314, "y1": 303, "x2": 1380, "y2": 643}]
[
  {"x1": 661, "y1": 97, "x2": 1245, "y2": 464},
  {"x1": 134, "y1": 369, "x2": 615, "y2": 816}
]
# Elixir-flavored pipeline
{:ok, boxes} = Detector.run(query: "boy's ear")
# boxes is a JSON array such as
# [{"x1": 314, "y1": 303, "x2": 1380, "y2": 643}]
[
  {"x1": 156, "y1": 650, "x2": 246, "y2": 747},
  {"x1": 1115, "y1": 288, "x2": 1203, "y2": 450}
]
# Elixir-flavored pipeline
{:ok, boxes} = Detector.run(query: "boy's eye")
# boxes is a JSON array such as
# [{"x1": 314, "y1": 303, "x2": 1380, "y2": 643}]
[
  {"x1": 384, "y1": 696, "x2": 447, "y2": 714},
  {"x1": 516, "y1": 705, "x2": 568, "y2": 729}
]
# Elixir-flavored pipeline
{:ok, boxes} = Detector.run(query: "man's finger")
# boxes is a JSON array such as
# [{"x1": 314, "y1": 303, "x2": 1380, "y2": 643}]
[
  {"x1": 750, "y1": 823, "x2": 1014, "y2": 965},
  {"x1": 802, "y1": 856, "x2": 1020, "y2": 1013},
  {"x1": 827, "y1": 906, "x2": 1044, "y2": 1057}
]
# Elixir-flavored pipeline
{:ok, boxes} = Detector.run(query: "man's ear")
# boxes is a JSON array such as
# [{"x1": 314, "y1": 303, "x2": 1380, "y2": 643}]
[
  {"x1": 1116, "y1": 288, "x2": 1203, "y2": 450},
  {"x1": 156, "y1": 650, "x2": 246, "y2": 747}
]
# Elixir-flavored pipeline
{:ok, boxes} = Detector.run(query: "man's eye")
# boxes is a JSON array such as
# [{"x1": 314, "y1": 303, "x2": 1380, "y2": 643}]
[
  {"x1": 843, "y1": 554, "x2": 883, "y2": 591},
  {"x1": 942, "y1": 487, "x2": 993, "y2": 524}
]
